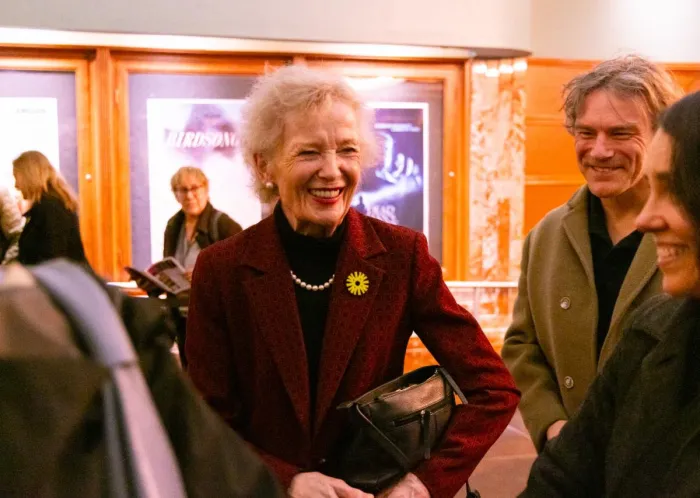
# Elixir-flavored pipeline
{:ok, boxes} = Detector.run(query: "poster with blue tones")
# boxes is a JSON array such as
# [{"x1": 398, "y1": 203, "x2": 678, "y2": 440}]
[{"x1": 353, "y1": 103, "x2": 429, "y2": 236}]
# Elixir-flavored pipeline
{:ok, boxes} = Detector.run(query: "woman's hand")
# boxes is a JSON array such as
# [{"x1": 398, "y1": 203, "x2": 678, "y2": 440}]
[
  {"x1": 377, "y1": 473, "x2": 430, "y2": 498},
  {"x1": 288, "y1": 472, "x2": 374, "y2": 498}
]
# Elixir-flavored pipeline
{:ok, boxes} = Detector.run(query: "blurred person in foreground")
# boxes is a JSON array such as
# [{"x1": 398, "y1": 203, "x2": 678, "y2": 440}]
[
  {"x1": 0, "y1": 184, "x2": 25, "y2": 264},
  {"x1": 186, "y1": 65, "x2": 519, "y2": 498},
  {"x1": 521, "y1": 89, "x2": 700, "y2": 497}
]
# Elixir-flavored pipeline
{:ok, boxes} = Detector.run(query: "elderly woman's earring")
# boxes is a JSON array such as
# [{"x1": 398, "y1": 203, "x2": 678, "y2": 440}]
[{"x1": 265, "y1": 181, "x2": 274, "y2": 189}]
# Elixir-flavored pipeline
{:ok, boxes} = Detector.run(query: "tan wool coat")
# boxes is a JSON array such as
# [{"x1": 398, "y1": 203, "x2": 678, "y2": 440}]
[{"x1": 502, "y1": 186, "x2": 663, "y2": 450}]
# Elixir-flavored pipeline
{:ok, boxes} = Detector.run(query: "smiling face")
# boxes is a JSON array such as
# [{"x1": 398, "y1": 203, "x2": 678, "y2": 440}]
[
  {"x1": 269, "y1": 100, "x2": 362, "y2": 237},
  {"x1": 636, "y1": 130, "x2": 700, "y2": 298},
  {"x1": 573, "y1": 89, "x2": 654, "y2": 200}
]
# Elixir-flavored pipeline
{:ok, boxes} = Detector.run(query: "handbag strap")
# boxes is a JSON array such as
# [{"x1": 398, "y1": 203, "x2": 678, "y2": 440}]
[
  {"x1": 353, "y1": 404, "x2": 412, "y2": 471},
  {"x1": 439, "y1": 367, "x2": 468, "y2": 404}
]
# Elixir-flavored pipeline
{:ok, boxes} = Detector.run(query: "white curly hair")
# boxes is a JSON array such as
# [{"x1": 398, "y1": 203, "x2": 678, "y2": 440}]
[{"x1": 239, "y1": 65, "x2": 380, "y2": 202}]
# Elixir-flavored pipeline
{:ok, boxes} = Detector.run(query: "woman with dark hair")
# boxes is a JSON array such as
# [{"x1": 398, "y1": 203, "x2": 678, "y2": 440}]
[
  {"x1": 519, "y1": 90, "x2": 700, "y2": 497},
  {"x1": 13, "y1": 150, "x2": 87, "y2": 265}
]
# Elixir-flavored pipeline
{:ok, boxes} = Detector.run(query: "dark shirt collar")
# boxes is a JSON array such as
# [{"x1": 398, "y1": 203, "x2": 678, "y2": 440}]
[
  {"x1": 274, "y1": 202, "x2": 346, "y2": 251},
  {"x1": 587, "y1": 190, "x2": 643, "y2": 248}
]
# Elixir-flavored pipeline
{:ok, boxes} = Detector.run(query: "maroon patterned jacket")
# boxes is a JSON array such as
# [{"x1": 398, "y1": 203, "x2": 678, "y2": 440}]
[{"x1": 186, "y1": 208, "x2": 519, "y2": 498}]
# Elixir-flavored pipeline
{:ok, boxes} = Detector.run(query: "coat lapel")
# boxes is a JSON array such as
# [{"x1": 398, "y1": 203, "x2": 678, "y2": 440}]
[
  {"x1": 313, "y1": 211, "x2": 386, "y2": 433},
  {"x1": 562, "y1": 188, "x2": 596, "y2": 288},
  {"x1": 240, "y1": 216, "x2": 311, "y2": 436},
  {"x1": 602, "y1": 234, "x2": 658, "y2": 357}
]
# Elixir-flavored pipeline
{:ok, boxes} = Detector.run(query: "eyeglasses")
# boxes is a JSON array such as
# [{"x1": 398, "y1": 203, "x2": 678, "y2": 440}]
[{"x1": 174, "y1": 185, "x2": 204, "y2": 196}]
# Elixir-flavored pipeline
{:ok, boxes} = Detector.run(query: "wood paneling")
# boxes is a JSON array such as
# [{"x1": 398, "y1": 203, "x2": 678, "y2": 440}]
[
  {"x1": 525, "y1": 61, "x2": 594, "y2": 116},
  {"x1": 525, "y1": 118, "x2": 577, "y2": 177},
  {"x1": 524, "y1": 59, "x2": 590, "y2": 233},
  {"x1": 525, "y1": 183, "x2": 582, "y2": 231}
]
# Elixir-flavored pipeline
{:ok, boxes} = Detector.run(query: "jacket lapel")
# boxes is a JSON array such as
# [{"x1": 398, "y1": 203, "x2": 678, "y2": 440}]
[
  {"x1": 313, "y1": 211, "x2": 386, "y2": 433},
  {"x1": 240, "y1": 216, "x2": 311, "y2": 436},
  {"x1": 562, "y1": 187, "x2": 596, "y2": 288},
  {"x1": 602, "y1": 234, "x2": 658, "y2": 357}
]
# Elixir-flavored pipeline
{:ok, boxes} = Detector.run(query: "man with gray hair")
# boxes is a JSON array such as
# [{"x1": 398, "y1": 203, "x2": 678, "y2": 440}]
[{"x1": 502, "y1": 56, "x2": 683, "y2": 451}]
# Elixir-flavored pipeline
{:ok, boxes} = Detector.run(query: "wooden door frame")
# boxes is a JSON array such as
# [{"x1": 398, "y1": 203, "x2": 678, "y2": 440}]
[
  {"x1": 0, "y1": 48, "x2": 97, "y2": 270},
  {"x1": 109, "y1": 53, "x2": 289, "y2": 279}
]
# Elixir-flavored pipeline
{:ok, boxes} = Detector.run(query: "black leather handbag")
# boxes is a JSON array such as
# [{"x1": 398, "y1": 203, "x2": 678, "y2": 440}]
[{"x1": 332, "y1": 365, "x2": 480, "y2": 496}]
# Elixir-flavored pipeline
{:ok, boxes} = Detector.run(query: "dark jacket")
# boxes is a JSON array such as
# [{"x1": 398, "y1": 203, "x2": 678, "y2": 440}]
[
  {"x1": 18, "y1": 192, "x2": 87, "y2": 265},
  {"x1": 0, "y1": 265, "x2": 283, "y2": 497},
  {"x1": 186, "y1": 208, "x2": 520, "y2": 498},
  {"x1": 521, "y1": 294, "x2": 700, "y2": 497},
  {"x1": 163, "y1": 202, "x2": 242, "y2": 258}
]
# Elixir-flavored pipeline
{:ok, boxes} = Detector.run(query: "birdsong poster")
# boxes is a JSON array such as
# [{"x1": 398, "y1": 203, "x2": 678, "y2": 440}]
[{"x1": 146, "y1": 98, "x2": 261, "y2": 264}]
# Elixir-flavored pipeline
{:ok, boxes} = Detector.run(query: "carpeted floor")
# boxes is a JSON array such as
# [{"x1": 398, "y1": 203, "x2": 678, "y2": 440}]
[{"x1": 464, "y1": 410, "x2": 537, "y2": 498}]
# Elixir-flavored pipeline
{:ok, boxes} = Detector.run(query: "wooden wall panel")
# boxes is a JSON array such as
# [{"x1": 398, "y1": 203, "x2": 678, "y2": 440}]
[
  {"x1": 523, "y1": 59, "x2": 593, "y2": 234},
  {"x1": 525, "y1": 183, "x2": 582, "y2": 230},
  {"x1": 525, "y1": 62, "x2": 594, "y2": 116},
  {"x1": 525, "y1": 118, "x2": 577, "y2": 177}
]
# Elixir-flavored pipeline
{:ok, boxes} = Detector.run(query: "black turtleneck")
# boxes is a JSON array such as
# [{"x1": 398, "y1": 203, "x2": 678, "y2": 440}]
[{"x1": 274, "y1": 203, "x2": 346, "y2": 410}]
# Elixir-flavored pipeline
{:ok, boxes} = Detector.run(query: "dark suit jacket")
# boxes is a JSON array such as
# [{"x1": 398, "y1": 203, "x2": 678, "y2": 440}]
[
  {"x1": 521, "y1": 294, "x2": 700, "y2": 497},
  {"x1": 163, "y1": 202, "x2": 242, "y2": 259},
  {"x1": 18, "y1": 193, "x2": 87, "y2": 266},
  {"x1": 186, "y1": 208, "x2": 520, "y2": 498}
]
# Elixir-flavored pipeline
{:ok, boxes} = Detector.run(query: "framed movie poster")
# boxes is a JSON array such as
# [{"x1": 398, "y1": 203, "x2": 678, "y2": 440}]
[
  {"x1": 144, "y1": 97, "x2": 260, "y2": 264},
  {"x1": 120, "y1": 57, "x2": 286, "y2": 270},
  {"x1": 348, "y1": 78, "x2": 444, "y2": 262},
  {"x1": 353, "y1": 102, "x2": 430, "y2": 236},
  {"x1": 0, "y1": 54, "x2": 93, "y2": 269},
  {"x1": 0, "y1": 70, "x2": 80, "y2": 195}
]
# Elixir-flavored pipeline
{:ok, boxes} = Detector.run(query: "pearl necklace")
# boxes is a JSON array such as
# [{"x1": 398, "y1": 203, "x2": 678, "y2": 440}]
[{"x1": 290, "y1": 270, "x2": 335, "y2": 291}]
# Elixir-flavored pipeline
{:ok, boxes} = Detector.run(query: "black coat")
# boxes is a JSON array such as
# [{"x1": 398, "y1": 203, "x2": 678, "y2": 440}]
[
  {"x1": 18, "y1": 193, "x2": 87, "y2": 265},
  {"x1": 163, "y1": 202, "x2": 242, "y2": 259},
  {"x1": 521, "y1": 294, "x2": 700, "y2": 497}
]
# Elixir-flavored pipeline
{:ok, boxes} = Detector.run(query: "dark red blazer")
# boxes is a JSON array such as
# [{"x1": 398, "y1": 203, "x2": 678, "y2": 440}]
[{"x1": 186, "y1": 208, "x2": 519, "y2": 498}]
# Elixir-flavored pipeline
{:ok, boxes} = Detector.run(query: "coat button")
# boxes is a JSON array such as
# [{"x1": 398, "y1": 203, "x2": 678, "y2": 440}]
[
  {"x1": 560, "y1": 297, "x2": 571, "y2": 310},
  {"x1": 564, "y1": 376, "x2": 574, "y2": 389}
]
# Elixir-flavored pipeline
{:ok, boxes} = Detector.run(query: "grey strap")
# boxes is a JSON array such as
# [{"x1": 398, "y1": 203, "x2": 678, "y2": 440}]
[{"x1": 31, "y1": 260, "x2": 187, "y2": 498}]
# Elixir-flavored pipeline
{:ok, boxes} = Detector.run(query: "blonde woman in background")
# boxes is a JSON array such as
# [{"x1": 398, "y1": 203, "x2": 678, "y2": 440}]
[
  {"x1": 13, "y1": 150, "x2": 87, "y2": 265},
  {"x1": 0, "y1": 185, "x2": 25, "y2": 264},
  {"x1": 164, "y1": 166, "x2": 242, "y2": 278}
]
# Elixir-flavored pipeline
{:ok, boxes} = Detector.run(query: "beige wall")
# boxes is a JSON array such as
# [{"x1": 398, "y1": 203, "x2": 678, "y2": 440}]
[
  {"x1": 0, "y1": 0, "x2": 531, "y2": 53},
  {"x1": 531, "y1": 0, "x2": 700, "y2": 62}
]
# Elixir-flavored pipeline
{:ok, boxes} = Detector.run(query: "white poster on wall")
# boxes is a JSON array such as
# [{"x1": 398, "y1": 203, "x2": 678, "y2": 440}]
[
  {"x1": 146, "y1": 98, "x2": 261, "y2": 264},
  {"x1": 0, "y1": 97, "x2": 60, "y2": 189}
]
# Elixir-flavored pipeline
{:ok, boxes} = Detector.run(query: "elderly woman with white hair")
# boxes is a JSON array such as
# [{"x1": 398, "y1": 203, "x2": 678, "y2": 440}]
[{"x1": 185, "y1": 65, "x2": 519, "y2": 498}]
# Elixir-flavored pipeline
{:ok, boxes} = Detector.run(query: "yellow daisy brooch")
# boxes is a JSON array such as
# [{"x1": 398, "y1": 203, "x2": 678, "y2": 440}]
[{"x1": 346, "y1": 271, "x2": 369, "y2": 296}]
